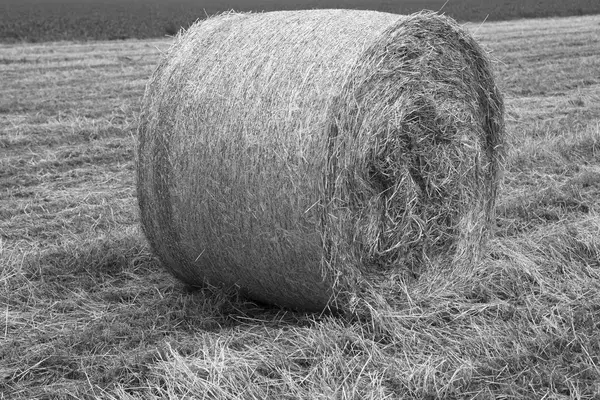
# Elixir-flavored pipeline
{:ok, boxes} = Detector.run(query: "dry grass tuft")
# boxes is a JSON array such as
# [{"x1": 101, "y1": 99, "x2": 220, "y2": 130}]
[{"x1": 137, "y1": 10, "x2": 505, "y2": 311}]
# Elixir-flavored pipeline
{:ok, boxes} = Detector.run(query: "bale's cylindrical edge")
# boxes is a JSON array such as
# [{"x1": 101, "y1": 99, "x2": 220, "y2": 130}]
[{"x1": 136, "y1": 9, "x2": 505, "y2": 311}]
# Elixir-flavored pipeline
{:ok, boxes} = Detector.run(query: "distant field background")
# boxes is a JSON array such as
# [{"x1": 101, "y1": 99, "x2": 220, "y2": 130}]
[{"x1": 2, "y1": 0, "x2": 600, "y2": 42}]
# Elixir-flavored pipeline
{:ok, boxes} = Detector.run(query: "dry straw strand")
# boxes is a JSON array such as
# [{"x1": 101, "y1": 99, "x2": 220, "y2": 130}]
[{"x1": 137, "y1": 9, "x2": 505, "y2": 311}]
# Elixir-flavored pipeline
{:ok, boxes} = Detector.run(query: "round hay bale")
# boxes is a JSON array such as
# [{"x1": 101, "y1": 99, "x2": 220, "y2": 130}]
[{"x1": 137, "y1": 9, "x2": 505, "y2": 311}]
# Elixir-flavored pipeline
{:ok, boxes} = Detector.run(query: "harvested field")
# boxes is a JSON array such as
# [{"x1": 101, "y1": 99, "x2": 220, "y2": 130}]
[{"x1": 1, "y1": 13, "x2": 599, "y2": 400}]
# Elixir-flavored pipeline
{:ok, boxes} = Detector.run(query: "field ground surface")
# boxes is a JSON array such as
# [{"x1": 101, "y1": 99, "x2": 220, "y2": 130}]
[
  {"x1": 1, "y1": 13, "x2": 600, "y2": 400},
  {"x1": 1, "y1": 0, "x2": 600, "y2": 42}
]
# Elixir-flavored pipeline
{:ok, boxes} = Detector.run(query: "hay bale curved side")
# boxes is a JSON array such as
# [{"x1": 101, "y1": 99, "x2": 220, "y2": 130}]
[{"x1": 137, "y1": 10, "x2": 504, "y2": 311}]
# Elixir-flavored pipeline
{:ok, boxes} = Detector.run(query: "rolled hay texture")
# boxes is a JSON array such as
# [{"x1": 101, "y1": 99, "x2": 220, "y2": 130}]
[{"x1": 137, "y1": 10, "x2": 505, "y2": 311}]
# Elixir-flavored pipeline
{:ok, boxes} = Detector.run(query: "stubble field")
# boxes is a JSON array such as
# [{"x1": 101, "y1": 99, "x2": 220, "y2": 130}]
[{"x1": 1, "y1": 13, "x2": 600, "y2": 400}]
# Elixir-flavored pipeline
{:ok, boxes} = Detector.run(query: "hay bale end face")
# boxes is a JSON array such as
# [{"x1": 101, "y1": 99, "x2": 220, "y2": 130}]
[{"x1": 137, "y1": 10, "x2": 504, "y2": 311}]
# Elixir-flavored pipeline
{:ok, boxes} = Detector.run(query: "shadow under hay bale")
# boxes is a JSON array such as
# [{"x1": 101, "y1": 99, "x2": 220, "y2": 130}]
[{"x1": 137, "y1": 9, "x2": 505, "y2": 312}]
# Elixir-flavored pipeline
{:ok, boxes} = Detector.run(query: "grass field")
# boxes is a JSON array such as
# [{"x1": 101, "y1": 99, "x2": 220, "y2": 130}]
[
  {"x1": 1, "y1": 13, "x2": 600, "y2": 400},
  {"x1": 1, "y1": 0, "x2": 600, "y2": 42}
]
